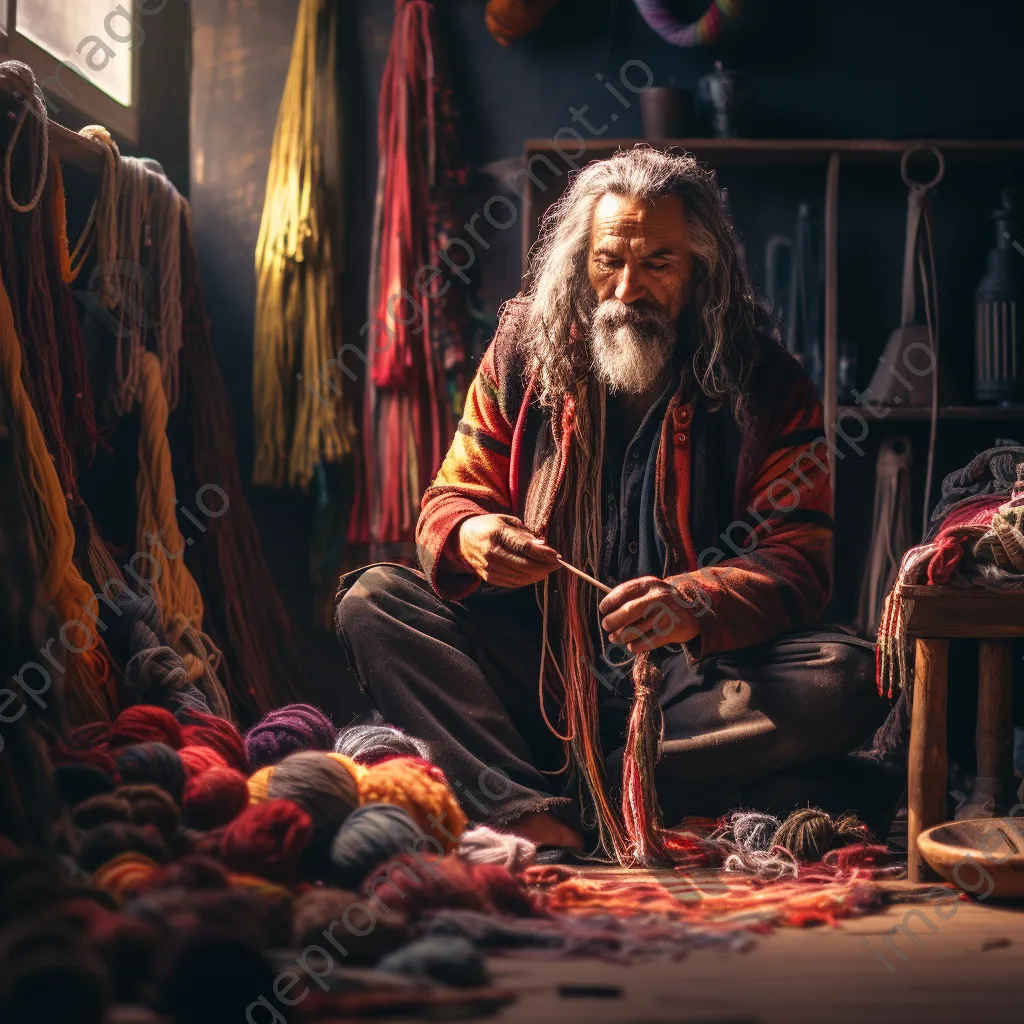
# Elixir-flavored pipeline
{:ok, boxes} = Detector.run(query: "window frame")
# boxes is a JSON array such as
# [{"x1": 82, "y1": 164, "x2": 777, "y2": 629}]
[{"x1": 2, "y1": 0, "x2": 141, "y2": 142}]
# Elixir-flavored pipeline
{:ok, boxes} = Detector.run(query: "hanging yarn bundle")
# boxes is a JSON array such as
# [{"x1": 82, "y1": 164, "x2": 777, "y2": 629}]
[
  {"x1": 361, "y1": 0, "x2": 471, "y2": 552},
  {"x1": 244, "y1": 704, "x2": 336, "y2": 768},
  {"x1": 170, "y1": 200, "x2": 305, "y2": 717},
  {"x1": 252, "y1": 0, "x2": 352, "y2": 489},
  {"x1": 358, "y1": 756, "x2": 467, "y2": 852}
]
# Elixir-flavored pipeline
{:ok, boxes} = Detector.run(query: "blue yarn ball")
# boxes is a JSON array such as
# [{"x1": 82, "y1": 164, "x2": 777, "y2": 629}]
[
  {"x1": 378, "y1": 937, "x2": 488, "y2": 987},
  {"x1": 329, "y1": 803, "x2": 423, "y2": 888},
  {"x1": 114, "y1": 742, "x2": 186, "y2": 802},
  {"x1": 332, "y1": 724, "x2": 429, "y2": 765}
]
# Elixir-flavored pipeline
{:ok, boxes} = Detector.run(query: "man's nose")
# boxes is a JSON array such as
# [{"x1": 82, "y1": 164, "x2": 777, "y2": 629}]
[{"x1": 615, "y1": 265, "x2": 646, "y2": 304}]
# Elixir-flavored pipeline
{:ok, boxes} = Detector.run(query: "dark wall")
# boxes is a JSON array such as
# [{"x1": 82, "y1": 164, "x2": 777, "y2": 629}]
[{"x1": 189, "y1": 0, "x2": 1024, "y2": 708}]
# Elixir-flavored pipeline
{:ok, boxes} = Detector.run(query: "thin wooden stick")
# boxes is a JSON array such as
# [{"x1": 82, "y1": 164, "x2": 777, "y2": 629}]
[{"x1": 556, "y1": 557, "x2": 612, "y2": 594}]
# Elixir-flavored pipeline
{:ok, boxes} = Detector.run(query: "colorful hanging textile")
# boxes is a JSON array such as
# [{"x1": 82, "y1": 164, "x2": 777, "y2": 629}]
[
  {"x1": 360, "y1": 0, "x2": 470, "y2": 554},
  {"x1": 633, "y1": 0, "x2": 741, "y2": 47},
  {"x1": 252, "y1": 0, "x2": 352, "y2": 490}
]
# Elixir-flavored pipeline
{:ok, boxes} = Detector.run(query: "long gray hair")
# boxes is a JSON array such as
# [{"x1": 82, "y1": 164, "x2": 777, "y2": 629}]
[{"x1": 522, "y1": 146, "x2": 774, "y2": 413}]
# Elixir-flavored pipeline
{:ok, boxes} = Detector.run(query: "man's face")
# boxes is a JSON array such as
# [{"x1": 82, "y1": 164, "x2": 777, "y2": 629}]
[{"x1": 587, "y1": 192, "x2": 693, "y2": 321}]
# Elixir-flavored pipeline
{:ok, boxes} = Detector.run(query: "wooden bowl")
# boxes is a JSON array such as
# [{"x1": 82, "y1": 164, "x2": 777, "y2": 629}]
[{"x1": 918, "y1": 818, "x2": 1024, "y2": 899}]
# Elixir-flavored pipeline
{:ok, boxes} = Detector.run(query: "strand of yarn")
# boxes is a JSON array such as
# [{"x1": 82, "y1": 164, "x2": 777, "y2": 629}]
[
  {"x1": 134, "y1": 350, "x2": 228, "y2": 717},
  {"x1": 0, "y1": 61, "x2": 48, "y2": 212}
]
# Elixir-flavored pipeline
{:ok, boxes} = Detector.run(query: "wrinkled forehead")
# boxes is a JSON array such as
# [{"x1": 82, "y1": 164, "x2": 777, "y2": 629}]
[{"x1": 589, "y1": 192, "x2": 689, "y2": 251}]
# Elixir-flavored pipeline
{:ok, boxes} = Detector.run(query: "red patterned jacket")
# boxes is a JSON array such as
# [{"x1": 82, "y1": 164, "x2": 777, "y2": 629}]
[{"x1": 416, "y1": 297, "x2": 833, "y2": 658}]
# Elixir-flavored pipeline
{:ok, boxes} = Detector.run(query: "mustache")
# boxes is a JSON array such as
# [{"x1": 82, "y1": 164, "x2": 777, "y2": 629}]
[{"x1": 593, "y1": 298, "x2": 673, "y2": 331}]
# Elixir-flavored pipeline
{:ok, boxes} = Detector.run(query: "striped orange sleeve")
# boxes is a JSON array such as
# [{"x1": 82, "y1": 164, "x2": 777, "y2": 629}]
[
  {"x1": 416, "y1": 342, "x2": 514, "y2": 598},
  {"x1": 669, "y1": 381, "x2": 834, "y2": 658}
]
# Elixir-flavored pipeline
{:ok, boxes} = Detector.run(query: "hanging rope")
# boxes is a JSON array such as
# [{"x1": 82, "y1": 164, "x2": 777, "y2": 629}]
[
  {"x1": 252, "y1": 0, "x2": 351, "y2": 490},
  {"x1": 0, "y1": 61, "x2": 48, "y2": 213}
]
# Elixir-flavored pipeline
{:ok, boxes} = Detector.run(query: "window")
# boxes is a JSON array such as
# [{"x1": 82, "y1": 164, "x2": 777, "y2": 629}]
[{"x1": 3, "y1": 0, "x2": 140, "y2": 141}]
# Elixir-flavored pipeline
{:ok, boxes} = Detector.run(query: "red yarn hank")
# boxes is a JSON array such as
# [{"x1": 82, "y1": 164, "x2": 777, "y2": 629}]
[
  {"x1": 182, "y1": 767, "x2": 250, "y2": 830},
  {"x1": 219, "y1": 798, "x2": 312, "y2": 883},
  {"x1": 109, "y1": 706, "x2": 184, "y2": 751},
  {"x1": 180, "y1": 712, "x2": 248, "y2": 772}
]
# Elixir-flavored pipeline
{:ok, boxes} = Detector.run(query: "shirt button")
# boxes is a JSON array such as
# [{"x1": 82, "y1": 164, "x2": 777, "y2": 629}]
[
  {"x1": 675, "y1": 431, "x2": 687, "y2": 443},
  {"x1": 678, "y1": 408, "x2": 692, "y2": 426},
  {"x1": 628, "y1": 540, "x2": 639, "y2": 555},
  {"x1": 630, "y1": 449, "x2": 641, "y2": 460}
]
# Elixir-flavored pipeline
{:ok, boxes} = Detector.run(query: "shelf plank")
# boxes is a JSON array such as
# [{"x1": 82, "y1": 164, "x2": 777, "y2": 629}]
[{"x1": 837, "y1": 404, "x2": 1024, "y2": 421}]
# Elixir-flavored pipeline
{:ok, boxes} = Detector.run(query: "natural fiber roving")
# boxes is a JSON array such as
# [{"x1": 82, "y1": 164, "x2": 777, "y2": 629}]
[
  {"x1": 113, "y1": 743, "x2": 185, "y2": 801},
  {"x1": 292, "y1": 887, "x2": 410, "y2": 965},
  {"x1": 458, "y1": 825, "x2": 537, "y2": 872},
  {"x1": 181, "y1": 713, "x2": 248, "y2": 773},
  {"x1": 93, "y1": 851, "x2": 160, "y2": 900},
  {"x1": 333, "y1": 723, "x2": 430, "y2": 765},
  {"x1": 772, "y1": 808, "x2": 873, "y2": 862},
  {"x1": 358, "y1": 756, "x2": 467, "y2": 852},
  {"x1": 378, "y1": 936, "x2": 489, "y2": 988},
  {"x1": 245, "y1": 704, "x2": 335, "y2": 768},
  {"x1": 219, "y1": 799, "x2": 313, "y2": 883},
  {"x1": 182, "y1": 767, "x2": 250, "y2": 830},
  {"x1": 178, "y1": 744, "x2": 229, "y2": 779},
  {"x1": 329, "y1": 803, "x2": 423, "y2": 889}
]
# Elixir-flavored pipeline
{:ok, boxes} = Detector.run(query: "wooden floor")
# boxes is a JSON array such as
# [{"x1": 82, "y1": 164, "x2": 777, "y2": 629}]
[{"x1": 484, "y1": 892, "x2": 1024, "y2": 1024}]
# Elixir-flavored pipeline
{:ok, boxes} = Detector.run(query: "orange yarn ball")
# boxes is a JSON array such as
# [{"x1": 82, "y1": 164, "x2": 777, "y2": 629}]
[
  {"x1": 93, "y1": 850, "x2": 160, "y2": 900},
  {"x1": 247, "y1": 765, "x2": 273, "y2": 803},
  {"x1": 485, "y1": 0, "x2": 561, "y2": 46},
  {"x1": 358, "y1": 756, "x2": 466, "y2": 852},
  {"x1": 325, "y1": 751, "x2": 367, "y2": 784}
]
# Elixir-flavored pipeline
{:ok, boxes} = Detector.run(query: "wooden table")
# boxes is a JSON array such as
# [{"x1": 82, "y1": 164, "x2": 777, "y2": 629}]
[{"x1": 903, "y1": 585, "x2": 1021, "y2": 881}]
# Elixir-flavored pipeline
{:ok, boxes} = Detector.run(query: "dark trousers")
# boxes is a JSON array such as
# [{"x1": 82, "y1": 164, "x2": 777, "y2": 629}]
[{"x1": 335, "y1": 565, "x2": 885, "y2": 830}]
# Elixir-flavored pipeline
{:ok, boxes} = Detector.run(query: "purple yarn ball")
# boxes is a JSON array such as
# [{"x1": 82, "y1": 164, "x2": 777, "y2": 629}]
[{"x1": 244, "y1": 704, "x2": 335, "y2": 769}]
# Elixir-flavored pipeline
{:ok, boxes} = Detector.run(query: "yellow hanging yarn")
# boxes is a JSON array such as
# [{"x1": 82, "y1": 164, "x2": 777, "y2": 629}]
[
  {"x1": 134, "y1": 350, "x2": 229, "y2": 718},
  {"x1": 252, "y1": 0, "x2": 352, "y2": 489}
]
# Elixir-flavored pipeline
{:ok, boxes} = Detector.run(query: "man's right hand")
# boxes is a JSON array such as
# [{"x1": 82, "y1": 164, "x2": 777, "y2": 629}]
[{"x1": 456, "y1": 514, "x2": 559, "y2": 588}]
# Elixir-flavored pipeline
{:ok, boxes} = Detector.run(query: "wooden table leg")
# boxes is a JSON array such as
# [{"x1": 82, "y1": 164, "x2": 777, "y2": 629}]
[
  {"x1": 908, "y1": 637, "x2": 948, "y2": 882},
  {"x1": 977, "y1": 639, "x2": 1014, "y2": 813}
]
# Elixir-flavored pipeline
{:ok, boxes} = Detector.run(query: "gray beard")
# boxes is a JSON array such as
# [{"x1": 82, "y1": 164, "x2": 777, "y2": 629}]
[{"x1": 590, "y1": 298, "x2": 676, "y2": 395}]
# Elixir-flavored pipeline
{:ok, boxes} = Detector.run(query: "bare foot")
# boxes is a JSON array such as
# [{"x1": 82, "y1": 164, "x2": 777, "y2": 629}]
[{"x1": 502, "y1": 811, "x2": 584, "y2": 850}]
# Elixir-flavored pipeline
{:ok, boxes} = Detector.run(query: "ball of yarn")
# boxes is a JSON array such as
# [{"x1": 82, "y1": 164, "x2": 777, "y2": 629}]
[
  {"x1": 73, "y1": 795, "x2": 133, "y2": 830},
  {"x1": 730, "y1": 811, "x2": 782, "y2": 854},
  {"x1": 246, "y1": 765, "x2": 273, "y2": 804},
  {"x1": 358, "y1": 757, "x2": 466, "y2": 852},
  {"x1": 49, "y1": 741, "x2": 117, "y2": 777},
  {"x1": 114, "y1": 742, "x2": 185, "y2": 800},
  {"x1": 457, "y1": 825, "x2": 537, "y2": 872},
  {"x1": 333, "y1": 723, "x2": 430, "y2": 765},
  {"x1": 109, "y1": 705, "x2": 184, "y2": 751},
  {"x1": 181, "y1": 712, "x2": 248, "y2": 772},
  {"x1": 178, "y1": 744, "x2": 229, "y2": 779},
  {"x1": 182, "y1": 767, "x2": 250, "y2": 830},
  {"x1": 67, "y1": 722, "x2": 112, "y2": 750},
  {"x1": 78, "y1": 823, "x2": 167, "y2": 873},
  {"x1": 771, "y1": 807, "x2": 872, "y2": 862},
  {"x1": 114, "y1": 784, "x2": 182, "y2": 845},
  {"x1": 54, "y1": 764, "x2": 115, "y2": 808},
  {"x1": 292, "y1": 887, "x2": 410, "y2": 965},
  {"x1": 379, "y1": 936, "x2": 488, "y2": 987},
  {"x1": 326, "y1": 751, "x2": 368, "y2": 783},
  {"x1": 244, "y1": 704, "x2": 335, "y2": 768},
  {"x1": 265, "y1": 751, "x2": 360, "y2": 840},
  {"x1": 147, "y1": 854, "x2": 230, "y2": 892},
  {"x1": 93, "y1": 851, "x2": 160, "y2": 900},
  {"x1": 220, "y1": 799, "x2": 312, "y2": 883},
  {"x1": 330, "y1": 804, "x2": 424, "y2": 889}
]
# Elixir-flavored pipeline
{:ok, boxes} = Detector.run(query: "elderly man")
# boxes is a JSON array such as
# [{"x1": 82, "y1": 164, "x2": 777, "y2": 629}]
[{"x1": 336, "y1": 148, "x2": 882, "y2": 854}]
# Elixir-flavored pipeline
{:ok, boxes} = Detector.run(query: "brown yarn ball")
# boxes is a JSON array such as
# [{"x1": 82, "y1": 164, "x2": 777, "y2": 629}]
[
  {"x1": 291, "y1": 887, "x2": 410, "y2": 965},
  {"x1": 771, "y1": 807, "x2": 872, "y2": 862},
  {"x1": 266, "y1": 751, "x2": 360, "y2": 840},
  {"x1": 73, "y1": 795, "x2": 133, "y2": 830},
  {"x1": 115, "y1": 784, "x2": 182, "y2": 845}
]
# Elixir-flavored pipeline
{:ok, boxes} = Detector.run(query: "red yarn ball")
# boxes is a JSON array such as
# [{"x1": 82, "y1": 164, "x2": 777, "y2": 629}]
[
  {"x1": 109, "y1": 706, "x2": 184, "y2": 751},
  {"x1": 49, "y1": 741, "x2": 117, "y2": 778},
  {"x1": 219, "y1": 799, "x2": 312, "y2": 883},
  {"x1": 182, "y1": 767, "x2": 250, "y2": 830},
  {"x1": 181, "y1": 713, "x2": 248, "y2": 773},
  {"x1": 178, "y1": 745, "x2": 229, "y2": 780}
]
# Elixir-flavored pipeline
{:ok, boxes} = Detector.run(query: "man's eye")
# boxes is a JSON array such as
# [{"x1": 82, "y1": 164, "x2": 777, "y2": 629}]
[{"x1": 645, "y1": 261, "x2": 668, "y2": 271}]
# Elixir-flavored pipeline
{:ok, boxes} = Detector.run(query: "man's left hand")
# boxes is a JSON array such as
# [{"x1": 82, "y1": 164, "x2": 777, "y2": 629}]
[{"x1": 599, "y1": 576, "x2": 699, "y2": 654}]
